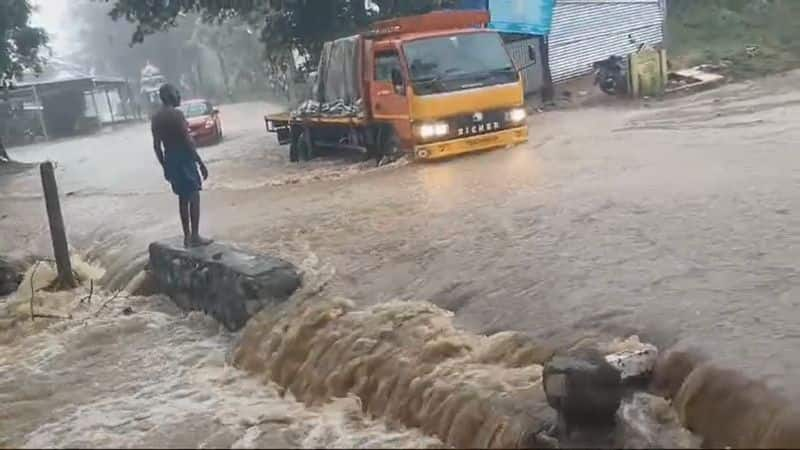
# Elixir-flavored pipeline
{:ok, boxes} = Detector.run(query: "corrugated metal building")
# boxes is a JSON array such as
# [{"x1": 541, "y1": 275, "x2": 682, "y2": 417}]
[
  {"x1": 502, "y1": 35, "x2": 547, "y2": 96},
  {"x1": 548, "y1": 0, "x2": 666, "y2": 83},
  {"x1": 454, "y1": 0, "x2": 667, "y2": 89}
]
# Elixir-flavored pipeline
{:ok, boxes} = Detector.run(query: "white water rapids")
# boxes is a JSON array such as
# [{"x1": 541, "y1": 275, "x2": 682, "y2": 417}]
[
  {"x1": 0, "y1": 257, "x2": 697, "y2": 449},
  {"x1": 0, "y1": 261, "x2": 442, "y2": 449}
]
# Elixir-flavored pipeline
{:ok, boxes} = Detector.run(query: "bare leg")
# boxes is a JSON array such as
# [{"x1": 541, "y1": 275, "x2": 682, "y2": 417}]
[
  {"x1": 178, "y1": 195, "x2": 191, "y2": 247},
  {"x1": 189, "y1": 191, "x2": 200, "y2": 239},
  {"x1": 189, "y1": 191, "x2": 213, "y2": 247}
]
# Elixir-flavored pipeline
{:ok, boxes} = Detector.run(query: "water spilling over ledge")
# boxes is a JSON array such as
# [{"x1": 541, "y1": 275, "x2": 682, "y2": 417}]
[
  {"x1": 233, "y1": 297, "x2": 557, "y2": 448},
  {"x1": 139, "y1": 240, "x2": 700, "y2": 448},
  {"x1": 4, "y1": 239, "x2": 795, "y2": 449}
]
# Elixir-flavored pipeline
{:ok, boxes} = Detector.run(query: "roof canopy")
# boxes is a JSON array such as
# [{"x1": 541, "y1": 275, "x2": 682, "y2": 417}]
[{"x1": 14, "y1": 58, "x2": 127, "y2": 96}]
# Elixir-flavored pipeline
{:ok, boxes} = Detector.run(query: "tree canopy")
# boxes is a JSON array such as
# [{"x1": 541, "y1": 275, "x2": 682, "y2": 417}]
[
  {"x1": 102, "y1": 0, "x2": 455, "y2": 68},
  {"x1": 0, "y1": 0, "x2": 49, "y2": 84}
]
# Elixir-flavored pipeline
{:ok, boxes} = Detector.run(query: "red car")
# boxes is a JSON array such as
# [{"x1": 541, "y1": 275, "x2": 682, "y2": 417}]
[{"x1": 180, "y1": 99, "x2": 223, "y2": 146}]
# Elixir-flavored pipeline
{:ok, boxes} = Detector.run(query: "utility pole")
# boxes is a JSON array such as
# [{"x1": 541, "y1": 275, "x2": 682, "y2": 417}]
[{"x1": 40, "y1": 161, "x2": 77, "y2": 289}]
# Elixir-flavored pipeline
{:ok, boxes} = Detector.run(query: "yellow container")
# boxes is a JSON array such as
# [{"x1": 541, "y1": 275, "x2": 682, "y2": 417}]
[{"x1": 628, "y1": 46, "x2": 668, "y2": 97}]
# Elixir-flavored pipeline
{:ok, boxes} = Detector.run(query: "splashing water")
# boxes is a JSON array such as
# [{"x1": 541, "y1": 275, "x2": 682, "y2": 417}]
[
  {"x1": 0, "y1": 285, "x2": 441, "y2": 449},
  {"x1": 0, "y1": 251, "x2": 694, "y2": 449}
]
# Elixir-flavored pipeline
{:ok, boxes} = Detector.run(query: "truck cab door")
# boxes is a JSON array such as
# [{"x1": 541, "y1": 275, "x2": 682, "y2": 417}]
[{"x1": 370, "y1": 50, "x2": 412, "y2": 145}]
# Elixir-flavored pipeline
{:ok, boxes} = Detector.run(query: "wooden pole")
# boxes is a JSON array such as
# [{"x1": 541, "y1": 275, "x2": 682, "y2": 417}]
[{"x1": 40, "y1": 161, "x2": 77, "y2": 289}]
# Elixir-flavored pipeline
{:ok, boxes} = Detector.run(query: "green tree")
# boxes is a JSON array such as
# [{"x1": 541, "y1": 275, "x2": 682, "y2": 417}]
[
  {"x1": 0, "y1": 0, "x2": 49, "y2": 85},
  {"x1": 101, "y1": 0, "x2": 455, "y2": 69}
]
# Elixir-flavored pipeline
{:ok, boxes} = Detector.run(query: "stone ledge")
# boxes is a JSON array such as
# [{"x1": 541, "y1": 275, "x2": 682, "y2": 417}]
[{"x1": 148, "y1": 238, "x2": 301, "y2": 331}]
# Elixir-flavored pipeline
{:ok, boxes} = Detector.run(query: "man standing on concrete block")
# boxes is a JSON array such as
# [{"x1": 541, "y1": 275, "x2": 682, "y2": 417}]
[{"x1": 151, "y1": 83, "x2": 213, "y2": 248}]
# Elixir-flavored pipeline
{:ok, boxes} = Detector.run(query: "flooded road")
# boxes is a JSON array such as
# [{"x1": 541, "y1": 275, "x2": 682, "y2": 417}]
[{"x1": 3, "y1": 71, "x2": 800, "y2": 444}]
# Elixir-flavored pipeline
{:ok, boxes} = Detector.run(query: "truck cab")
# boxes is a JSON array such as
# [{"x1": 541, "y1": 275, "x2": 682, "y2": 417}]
[{"x1": 265, "y1": 11, "x2": 528, "y2": 162}]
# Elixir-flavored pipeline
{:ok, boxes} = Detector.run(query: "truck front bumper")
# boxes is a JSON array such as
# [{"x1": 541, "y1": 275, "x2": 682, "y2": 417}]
[{"x1": 413, "y1": 126, "x2": 528, "y2": 161}]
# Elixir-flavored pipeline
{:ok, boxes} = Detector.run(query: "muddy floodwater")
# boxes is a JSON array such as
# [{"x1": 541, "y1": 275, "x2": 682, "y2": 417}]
[{"x1": 3, "y1": 71, "x2": 800, "y2": 446}]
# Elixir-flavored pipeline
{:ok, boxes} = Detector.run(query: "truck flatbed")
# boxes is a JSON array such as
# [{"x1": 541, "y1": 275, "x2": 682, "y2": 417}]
[
  {"x1": 265, "y1": 112, "x2": 366, "y2": 127},
  {"x1": 265, "y1": 112, "x2": 368, "y2": 149}
]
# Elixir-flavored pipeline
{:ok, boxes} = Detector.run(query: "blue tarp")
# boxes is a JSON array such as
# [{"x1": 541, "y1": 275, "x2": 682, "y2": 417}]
[
  {"x1": 489, "y1": 0, "x2": 554, "y2": 35},
  {"x1": 454, "y1": 0, "x2": 554, "y2": 36}
]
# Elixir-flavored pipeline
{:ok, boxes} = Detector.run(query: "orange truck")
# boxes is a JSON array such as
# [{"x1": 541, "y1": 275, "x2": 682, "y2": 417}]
[{"x1": 264, "y1": 10, "x2": 529, "y2": 162}]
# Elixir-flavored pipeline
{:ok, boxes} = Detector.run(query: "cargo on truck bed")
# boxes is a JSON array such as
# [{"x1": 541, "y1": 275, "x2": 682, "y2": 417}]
[{"x1": 264, "y1": 10, "x2": 529, "y2": 164}]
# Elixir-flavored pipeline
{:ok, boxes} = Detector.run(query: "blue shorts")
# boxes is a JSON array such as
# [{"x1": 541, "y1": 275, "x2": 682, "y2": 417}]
[{"x1": 165, "y1": 150, "x2": 202, "y2": 198}]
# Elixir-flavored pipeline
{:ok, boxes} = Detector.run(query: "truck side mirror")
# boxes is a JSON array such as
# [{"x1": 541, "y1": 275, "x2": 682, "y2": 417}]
[{"x1": 391, "y1": 68, "x2": 405, "y2": 95}]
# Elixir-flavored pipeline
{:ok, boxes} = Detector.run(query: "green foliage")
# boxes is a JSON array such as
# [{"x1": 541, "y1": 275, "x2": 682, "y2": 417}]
[
  {"x1": 0, "y1": 0, "x2": 49, "y2": 84},
  {"x1": 100, "y1": 0, "x2": 455, "y2": 69},
  {"x1": 70, "y1": 1, "x2": 270, "y2": 102},
  {"x1": 667, "y1": 0, "x2": 800, "y2": 79}
]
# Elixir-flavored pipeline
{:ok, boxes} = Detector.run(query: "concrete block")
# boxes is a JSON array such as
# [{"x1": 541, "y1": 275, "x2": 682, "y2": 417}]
[{"x1": 148, "y1": 238, "x2": 301, "y2": 331}]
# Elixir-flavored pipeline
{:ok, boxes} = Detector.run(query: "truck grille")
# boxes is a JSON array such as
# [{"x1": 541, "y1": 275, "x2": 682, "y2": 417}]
[
  {"x1": 452, "y1": 109, "x2": 509, "y2": 139},
  {"x1": 417, "y1": 108, "x2": 518, "y2": 144}
]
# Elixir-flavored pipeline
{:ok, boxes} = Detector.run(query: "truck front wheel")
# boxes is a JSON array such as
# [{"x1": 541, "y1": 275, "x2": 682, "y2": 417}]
[{"x1": 376, "y1": 129, "x2": 404, "y2": 165}]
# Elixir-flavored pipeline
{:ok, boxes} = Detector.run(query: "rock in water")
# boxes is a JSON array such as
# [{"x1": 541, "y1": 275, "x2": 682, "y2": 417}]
[
  {"x1": 543, "y1": 352, "x2": 623, "y2": 432},
  {"x1": 148, "y1": 239, "x2": 301, "y2": 331},
  {"x1": 0, "y1": 257, "x2": 25, "y2": 297}
]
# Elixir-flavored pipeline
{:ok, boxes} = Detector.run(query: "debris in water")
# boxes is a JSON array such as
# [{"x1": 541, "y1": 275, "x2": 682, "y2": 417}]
[{"x1": 603, "y1": 336, "x2": 658, "y2": 382}]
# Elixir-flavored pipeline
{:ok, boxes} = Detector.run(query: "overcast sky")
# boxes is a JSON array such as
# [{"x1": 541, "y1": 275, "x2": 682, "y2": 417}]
[{"x1": 31, "y1": 0, "x2": 71, "y2": 55}]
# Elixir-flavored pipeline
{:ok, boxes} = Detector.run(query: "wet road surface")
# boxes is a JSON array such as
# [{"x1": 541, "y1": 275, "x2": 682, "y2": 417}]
[{"x1": 3, "y1": 71, "x2": 800, "y2": 401}]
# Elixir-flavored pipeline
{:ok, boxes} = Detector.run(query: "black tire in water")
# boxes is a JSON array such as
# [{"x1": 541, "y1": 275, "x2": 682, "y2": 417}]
[
  {"x1": 376, "y1": 128, "x2": 403, "y2": 165},
  {"x1": 290, "y1": 130, "x2": 313, "y2": 163},
  {"x1": 298, "y1": 130, "x2": 313, "y2": 161}
]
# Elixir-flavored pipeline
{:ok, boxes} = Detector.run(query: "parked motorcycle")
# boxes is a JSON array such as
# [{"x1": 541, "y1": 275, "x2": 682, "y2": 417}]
[{"x1": 593, "y1": 55, "x2": 629, "y2": 96}]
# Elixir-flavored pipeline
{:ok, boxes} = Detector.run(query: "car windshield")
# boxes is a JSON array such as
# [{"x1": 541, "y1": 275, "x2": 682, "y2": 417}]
[
  {"x1": 179, "y1": 102, "x2": 211, "y2": 118},
  {"x1": 403, "y1": 32, "x2": 518, "y2": 95}
]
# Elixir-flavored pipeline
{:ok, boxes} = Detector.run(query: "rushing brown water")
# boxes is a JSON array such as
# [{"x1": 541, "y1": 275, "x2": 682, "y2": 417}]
[
  {"x1": 0, "y1": 263, "x2": 443, "y2": 449},
  {"x1": 0, "y1": 259, "x2": 695, "y2": 448},
  {"x1": 4, "y1": 71, "x2": 800, "y2": 447}
]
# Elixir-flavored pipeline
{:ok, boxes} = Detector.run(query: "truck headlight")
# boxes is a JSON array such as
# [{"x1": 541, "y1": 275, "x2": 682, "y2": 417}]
[
  {"x1": 507, "y1": 108, "x2": 527, "y2": 123},
  {"x1": 417, "y1": 122, "x2": 449, "y2": 139}
]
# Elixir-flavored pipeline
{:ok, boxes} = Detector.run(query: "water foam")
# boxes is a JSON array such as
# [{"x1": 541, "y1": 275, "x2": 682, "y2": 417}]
[
  {"x1": 234, "y1": 296, "x2": 557, "y2": 448},
  {"x1": 0, "y1": 291, "x2": 443, "y2": 449}
]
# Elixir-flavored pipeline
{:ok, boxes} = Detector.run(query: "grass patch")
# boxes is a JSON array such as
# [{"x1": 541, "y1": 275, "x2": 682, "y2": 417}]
[{"x1": 667, "y1": 0, "x2": 800, "y2": 79}]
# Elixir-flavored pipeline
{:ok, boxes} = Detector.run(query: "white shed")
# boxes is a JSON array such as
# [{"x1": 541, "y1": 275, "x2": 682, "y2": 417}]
[{"x1": 547, "y1": 0, "x2": 666, "y2": 83}]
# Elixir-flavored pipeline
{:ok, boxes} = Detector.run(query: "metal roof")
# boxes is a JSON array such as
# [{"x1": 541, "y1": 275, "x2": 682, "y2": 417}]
[
  {"x1": 15, "y1": 58, "x2": 126, "y2": 88},
  {"x1": 548, "y1": 0, "x2": 664, "y2": 83}
]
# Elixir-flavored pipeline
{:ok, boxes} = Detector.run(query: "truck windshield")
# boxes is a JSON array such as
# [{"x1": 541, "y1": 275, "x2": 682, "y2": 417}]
[{"x1": 403, "y1": 32, "x2": 518, "y2": 96}]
